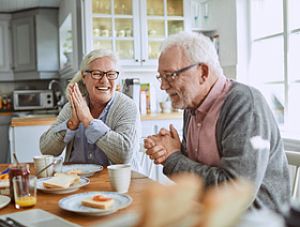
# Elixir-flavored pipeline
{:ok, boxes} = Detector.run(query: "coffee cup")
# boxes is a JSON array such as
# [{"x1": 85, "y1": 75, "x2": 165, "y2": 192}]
[
  {"x1": 108, "y1": 164, "x2": 131, "y2": 193},
  {"x1": 33, "y1": 155, "x2": 54, "y2": 178}
]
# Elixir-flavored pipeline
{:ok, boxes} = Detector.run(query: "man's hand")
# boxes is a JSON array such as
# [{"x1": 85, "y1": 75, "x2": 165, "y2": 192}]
[
  {"x1": 144, "y1": 136, "x2": 168, "y2": 164},
  {"x1": 144, "y1": 124, "x2": 181, "y2": 165}
]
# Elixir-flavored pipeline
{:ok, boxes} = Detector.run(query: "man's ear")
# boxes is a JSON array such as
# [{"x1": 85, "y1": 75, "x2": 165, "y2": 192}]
[{"x1": 198, "y1": 64, "x2": 209, "y2": 84}]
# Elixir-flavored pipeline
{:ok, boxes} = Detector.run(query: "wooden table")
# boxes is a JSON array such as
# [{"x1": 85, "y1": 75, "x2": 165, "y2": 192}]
[{"x1": 0, "y1": 164, "x2": 153, "y2": 226}]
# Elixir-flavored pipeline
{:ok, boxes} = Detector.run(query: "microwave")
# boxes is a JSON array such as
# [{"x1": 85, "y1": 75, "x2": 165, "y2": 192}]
[{"x1": 13, "y1": 90, "x2": 54, "y2": 110}]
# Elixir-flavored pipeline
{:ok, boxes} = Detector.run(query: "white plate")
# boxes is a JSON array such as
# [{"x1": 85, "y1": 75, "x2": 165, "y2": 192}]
[
  {"x1": 37, "y1": 177, "x2": 90, "y2": 194},
  {"x1": 0, "y1": 195, "x2": 11, "y2": 209},
  {"x1": 59, "y1": 191, "x2": 132, "y2": 216},
  {"x1": 61, "y1": 164, "x2": 103, "y2": 177},
  {"x1": 0, "y1": 180, "x2": 9, "y2": 188}
]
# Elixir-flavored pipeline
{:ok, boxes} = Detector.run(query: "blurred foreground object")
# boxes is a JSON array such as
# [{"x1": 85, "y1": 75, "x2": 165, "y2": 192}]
[
  {"x1": 201, "y1": 180, "x2": 254, "y2": 227},
  {"x1": 136, "y1": 174, "x2": 203, "y2": 227},
  {"x1": 135, "y1": 174, "x2": 253, "y2": 227}
]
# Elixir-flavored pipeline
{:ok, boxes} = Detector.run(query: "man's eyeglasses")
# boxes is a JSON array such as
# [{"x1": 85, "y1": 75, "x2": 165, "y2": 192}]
[
  {"x1": 156, "y1": 63, "x2": 201, "y2": 82},
  {"x1": 84, "y1": 70, "x2": 119, "y2": 80}
]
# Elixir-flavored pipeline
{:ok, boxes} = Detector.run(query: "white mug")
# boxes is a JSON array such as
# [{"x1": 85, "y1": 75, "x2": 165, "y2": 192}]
[
  {"x1": 33, "y1": 155, "x2": 54, "y2": 178},
  {"x1": 108, "y1": 164, "x2": 131, "y2": 193}
]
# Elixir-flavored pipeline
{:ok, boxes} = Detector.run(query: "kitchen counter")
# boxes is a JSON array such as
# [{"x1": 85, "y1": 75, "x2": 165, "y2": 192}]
[
  {"x1": 141, "y1": 111, "x2": 183, "y2": 121},
  {"x1": 10, "y1": 115, "x2": 57, "y2": 127},
  {"x1": 10, "y1": 112, "x2": 183, "y2": 127},
  {"x1": 0, "y1": 112, "x2": 12, "y2": 116}
]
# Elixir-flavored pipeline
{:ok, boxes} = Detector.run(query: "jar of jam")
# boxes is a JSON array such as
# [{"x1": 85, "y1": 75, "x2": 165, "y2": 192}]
[{"x1": 8, "y1": 163, "x2": 30, "y2": 202}]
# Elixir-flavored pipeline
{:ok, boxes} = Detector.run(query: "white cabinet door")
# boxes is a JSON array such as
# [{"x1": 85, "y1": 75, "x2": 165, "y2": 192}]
[
  {"x1": 83, "y1": 0, "x2": 190, "y2": 70},
  {"x1": 9, "y1": 125, "x2": 50, "y2": 163},
  {"x1": 0, "y1": 19, "x2": 12, "y2": 72},
  {"x1": 11, "y1": 16, "x2": 36, "y2": 72},
  {"x1": 137, "y1": 117, "x2": 183, "y2": 184},
  {"x1": 0, "y1": 16, "x2": 13, "y2": 81},
  {"x1": 11, "y1": 9, "x2": 59, "y2": 80}
]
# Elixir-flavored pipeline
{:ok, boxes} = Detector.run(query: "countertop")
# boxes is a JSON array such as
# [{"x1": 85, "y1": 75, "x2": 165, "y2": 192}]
[
  {"x1": 10, "y1": 112, "x2": 183, "y2": 127},
  {"x1": 141, "y1": 111, "x2": 183, "y2": 120},
  {"x1": 0, "y1": 112, "x2": 13, "y2": 116},
  {"x1": 10, "y1": 115, "x2": 57, "y2": 127}
]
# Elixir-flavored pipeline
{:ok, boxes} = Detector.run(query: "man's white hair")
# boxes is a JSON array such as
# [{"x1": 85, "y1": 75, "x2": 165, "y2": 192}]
[{"x1": 160, "y1": 31, "x2": 223, "y2": 76}]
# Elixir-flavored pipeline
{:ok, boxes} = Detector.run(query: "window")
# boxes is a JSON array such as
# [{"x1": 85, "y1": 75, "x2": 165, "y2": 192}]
[{"x1": 249, "y1": 0, "x2": 300, "y2": 138}]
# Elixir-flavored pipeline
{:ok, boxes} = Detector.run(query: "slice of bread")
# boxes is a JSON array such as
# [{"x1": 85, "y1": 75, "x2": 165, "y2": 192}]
[
  {"x1": 43, "y1": 173, "x2": 80, "y2": 189},
  {"x1": 81, "y1": 195, "x2": 114, "y2": 210},
  {"x1": 67, "y1": 169, "x2": 83, "y2": 175}
]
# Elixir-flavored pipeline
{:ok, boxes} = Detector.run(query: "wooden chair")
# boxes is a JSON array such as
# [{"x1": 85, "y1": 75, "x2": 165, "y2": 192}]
[{"x1": 285, "y1": 150, "x2": 300, "y2": 198}]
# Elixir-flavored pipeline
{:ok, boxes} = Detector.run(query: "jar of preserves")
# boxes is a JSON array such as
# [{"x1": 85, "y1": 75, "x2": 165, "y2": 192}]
[{"x1": 8, "y1": 163, "x2": 30, "y2": 202}]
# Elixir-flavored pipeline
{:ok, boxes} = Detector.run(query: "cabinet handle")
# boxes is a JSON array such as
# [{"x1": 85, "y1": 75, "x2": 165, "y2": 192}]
[
  {"x1": 141, "y1": 59, "x2": 146, "y2": 62},
  {"x1": 135, "y1": 59, "x2": 141, "y2": 62}
]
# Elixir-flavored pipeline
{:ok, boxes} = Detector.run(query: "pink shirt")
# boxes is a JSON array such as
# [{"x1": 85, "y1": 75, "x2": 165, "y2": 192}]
[{"x1": 186, "y1": 76, "x2": 232, "y2": 166}]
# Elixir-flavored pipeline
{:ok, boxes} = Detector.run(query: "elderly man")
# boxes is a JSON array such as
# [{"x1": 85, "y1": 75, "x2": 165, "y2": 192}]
[{"x1": 144, "y1": 32, "x2": 290, "y2": 211}]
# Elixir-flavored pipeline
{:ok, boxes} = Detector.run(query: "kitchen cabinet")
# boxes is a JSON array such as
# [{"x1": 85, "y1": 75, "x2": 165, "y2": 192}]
[
  {"x1": 58, "y1": 0, "x2": 84, "y2": 79},
  {"x1": 190, "y1": 0, "x2": 219, "y2": 56},
  {"x1": 0, "y1": 114, "x2": 12, "y2": 163},
  {"x1": 83, "y1": 0, "x2": 191, "y2": 71},
  {"x1": 9, "y1": 116, "x2": 56, "y2": 163},
  {"x1": 11, "y1": 9, "x2": 59, "y2": 80},
  {"x1": 136, "y1": 112, "x2": 183, "y2": 183},
  {"x1": 0, "y1": 15, "x2": 13, "y2": 81},
  {"x1": 9, "y1": 124, "x2": 50, "y2": 163}
]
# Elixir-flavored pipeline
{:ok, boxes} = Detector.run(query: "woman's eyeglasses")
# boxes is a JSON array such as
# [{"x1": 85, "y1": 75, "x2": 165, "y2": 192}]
[{"x1": 84, "y1": 70, "x2": 119, "y2": 80}]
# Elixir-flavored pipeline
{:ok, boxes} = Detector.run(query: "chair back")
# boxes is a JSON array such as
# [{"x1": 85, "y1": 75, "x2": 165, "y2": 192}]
[{"x1": 285, "y1": 150, "x2": 300, "y2": 198}]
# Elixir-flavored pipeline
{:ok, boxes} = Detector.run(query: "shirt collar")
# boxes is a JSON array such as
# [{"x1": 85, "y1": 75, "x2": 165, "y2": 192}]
[
  {"x1": 194, "y1": 75, "x2": 226, "y2": 119},
  {"x1": 99, "y1": 93, "x2": 115, "y2": 120}
]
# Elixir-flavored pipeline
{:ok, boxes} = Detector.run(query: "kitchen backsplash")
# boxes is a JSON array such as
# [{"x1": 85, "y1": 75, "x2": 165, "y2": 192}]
[{"x1": 0, "y1": 80, "x2": 51, "y2": 94}]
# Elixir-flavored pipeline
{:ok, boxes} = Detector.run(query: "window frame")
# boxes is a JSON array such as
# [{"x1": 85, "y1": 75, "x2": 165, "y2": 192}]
[{"x1": 248, "y1": 0, "x2": 300, "y2": 150}]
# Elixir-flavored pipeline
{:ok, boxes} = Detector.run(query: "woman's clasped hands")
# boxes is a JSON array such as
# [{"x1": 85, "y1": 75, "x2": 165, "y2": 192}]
[{"x1": 67, "y1": 83, "x2": 93, "y2": 129}]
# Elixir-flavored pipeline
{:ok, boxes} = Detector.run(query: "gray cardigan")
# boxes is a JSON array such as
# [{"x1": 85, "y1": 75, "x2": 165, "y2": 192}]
[
  {"x1": 40, "y1": 91, "x2": 140, "y2": 164},
  {"x1": 163, "y1": 81, "x2": 290, "y2": 211}
]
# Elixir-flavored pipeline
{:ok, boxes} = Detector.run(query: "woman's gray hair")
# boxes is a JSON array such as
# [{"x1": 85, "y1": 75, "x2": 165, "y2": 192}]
[
  {"x1": 160, "y1": 31, "x2": 223, "y2": 75},
  {"x1": 66, "y1": 49, "x2": 119, "y2": 99}
]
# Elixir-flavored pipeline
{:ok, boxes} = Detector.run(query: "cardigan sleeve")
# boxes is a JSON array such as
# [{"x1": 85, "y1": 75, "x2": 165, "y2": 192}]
[{"x1": 39, "y1": 103, "x2": 71, "y2": 156}]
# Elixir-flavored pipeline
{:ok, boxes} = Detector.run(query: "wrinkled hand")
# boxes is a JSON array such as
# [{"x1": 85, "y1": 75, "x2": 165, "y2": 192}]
[
  {"x1": 144, "y1": 124, "x2": 181, "y2": 165},
  {"x1": 67, "y1": 84, "x2": 79, "y2": 129},
  {"x1": 144, "y1": 136, "x2": 167, "y2": 165},
  {"x1": 69, "y1": 83, "x2": 93, "y2": 128}
]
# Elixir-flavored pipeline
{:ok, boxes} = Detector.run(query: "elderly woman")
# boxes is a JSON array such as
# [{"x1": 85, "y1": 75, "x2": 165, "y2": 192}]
[{"x1": 40, "y1": 49, "x2": 140, "y2": 166}]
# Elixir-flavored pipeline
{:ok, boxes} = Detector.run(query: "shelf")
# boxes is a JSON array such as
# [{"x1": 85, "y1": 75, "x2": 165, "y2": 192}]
[{"x1": 192, "y1": 28, "x2": 217, "y2": 34}]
